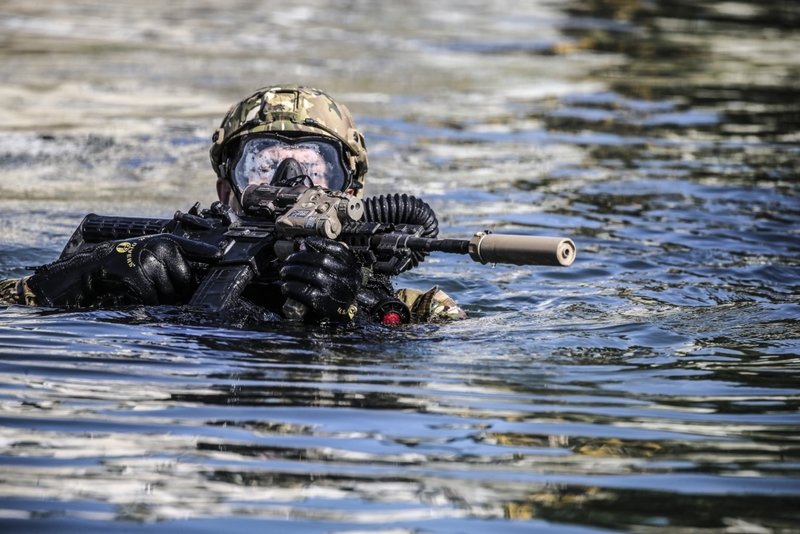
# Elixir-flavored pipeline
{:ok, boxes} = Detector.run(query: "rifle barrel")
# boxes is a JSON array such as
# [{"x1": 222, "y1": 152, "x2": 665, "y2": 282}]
[{"x1": 393, "y1": 233, "x2": 576, "y2": 267}]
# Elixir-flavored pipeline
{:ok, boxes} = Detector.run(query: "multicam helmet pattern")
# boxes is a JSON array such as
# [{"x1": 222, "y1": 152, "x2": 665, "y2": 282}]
[{"x1": 210, "y1": 85, "x2": 368, "y2": 197}]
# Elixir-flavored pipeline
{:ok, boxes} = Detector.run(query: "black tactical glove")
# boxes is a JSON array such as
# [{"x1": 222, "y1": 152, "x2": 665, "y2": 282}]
[
  {"x1": 279, "y1": 237, "x2": 362, "y2": 323},
  {"x1": 27, "y1": 234, "x2": 222, "y2": 308}
]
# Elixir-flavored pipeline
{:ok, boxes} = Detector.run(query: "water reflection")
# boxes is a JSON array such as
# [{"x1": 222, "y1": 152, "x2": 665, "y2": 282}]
[{"x1": 2, "y1": 301, "x2": 800, "y2": 529}]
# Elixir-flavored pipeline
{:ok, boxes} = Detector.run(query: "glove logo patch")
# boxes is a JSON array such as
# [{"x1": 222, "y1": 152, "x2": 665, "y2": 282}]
[
  {"x1": 337, "y1": 304, "x2": 357, "y2": 319},
  {"x1": 115, "y1": 241, "x2": 137, "y2": 268}
]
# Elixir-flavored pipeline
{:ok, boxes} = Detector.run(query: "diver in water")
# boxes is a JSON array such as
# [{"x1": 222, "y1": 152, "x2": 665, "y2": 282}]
[{"x1": 0, "y1": 86, "x2": 466, "y2": 324}]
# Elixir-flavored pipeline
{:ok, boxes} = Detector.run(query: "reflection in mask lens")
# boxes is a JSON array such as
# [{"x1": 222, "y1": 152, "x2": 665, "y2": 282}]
[{"x1": 233, "y1": 137, "x2": 348, "y2": 193}]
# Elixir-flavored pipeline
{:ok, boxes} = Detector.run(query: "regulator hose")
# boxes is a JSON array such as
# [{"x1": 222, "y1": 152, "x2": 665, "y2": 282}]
[{"x1": 362, "y1": 193, "x2": 439, "y2": 272}]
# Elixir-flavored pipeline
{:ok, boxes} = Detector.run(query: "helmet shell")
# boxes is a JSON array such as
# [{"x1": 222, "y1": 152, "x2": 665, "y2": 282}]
[{"x1": 210, "y1": 85, "x2": 368, "y2": 196}]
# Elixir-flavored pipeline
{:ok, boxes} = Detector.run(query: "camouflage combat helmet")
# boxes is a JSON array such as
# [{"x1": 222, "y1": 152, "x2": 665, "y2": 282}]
[{"x1": 210, "y1": 85, "x2": 368, "y2": 197}]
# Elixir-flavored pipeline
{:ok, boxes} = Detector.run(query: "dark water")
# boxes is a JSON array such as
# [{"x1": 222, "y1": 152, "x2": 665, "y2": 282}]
[{"x1": 1, "y1": 1, "x2": 799, "y2": 532}]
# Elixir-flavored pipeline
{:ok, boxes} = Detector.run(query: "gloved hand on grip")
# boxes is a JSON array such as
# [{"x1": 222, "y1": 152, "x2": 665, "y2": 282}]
[
  {"x1": 26, "y1": 234, "x2": 222, "y2": 308},
  {"x1": 280, "y1": 237, "x2": 362, "y2": 323}
]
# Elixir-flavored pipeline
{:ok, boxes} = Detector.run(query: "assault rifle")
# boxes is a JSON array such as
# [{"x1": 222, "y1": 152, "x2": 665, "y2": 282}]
[{"x1": 61, "y1": 180, "x2": 576, "y2": 317}]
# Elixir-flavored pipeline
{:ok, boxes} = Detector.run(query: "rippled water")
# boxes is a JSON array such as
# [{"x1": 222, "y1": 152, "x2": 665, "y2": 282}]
[{"x1": 1, "y1": 1, "x2": 799, "y2": 532}]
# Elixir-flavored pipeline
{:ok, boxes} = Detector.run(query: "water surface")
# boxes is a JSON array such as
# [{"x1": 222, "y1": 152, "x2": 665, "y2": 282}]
[{"x1": 1, "y1": 1, "x2": 799, "y2": 532}]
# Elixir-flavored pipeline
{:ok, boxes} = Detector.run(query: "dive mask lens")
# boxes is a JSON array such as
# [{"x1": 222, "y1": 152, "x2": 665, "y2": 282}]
[{"x1": 232, "y1": 137, "x2": 348, "y2": 193}]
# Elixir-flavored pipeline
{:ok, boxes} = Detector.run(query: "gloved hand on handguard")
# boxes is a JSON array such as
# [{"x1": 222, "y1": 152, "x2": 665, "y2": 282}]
[{"x1": 279, "y1": 236, "x2": 362, "y2": 323}]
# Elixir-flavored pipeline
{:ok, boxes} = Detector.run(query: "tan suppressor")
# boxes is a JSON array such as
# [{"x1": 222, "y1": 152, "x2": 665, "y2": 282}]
[{"x1": 467, "y1": 232, "x2": 576, "y2": 266}]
